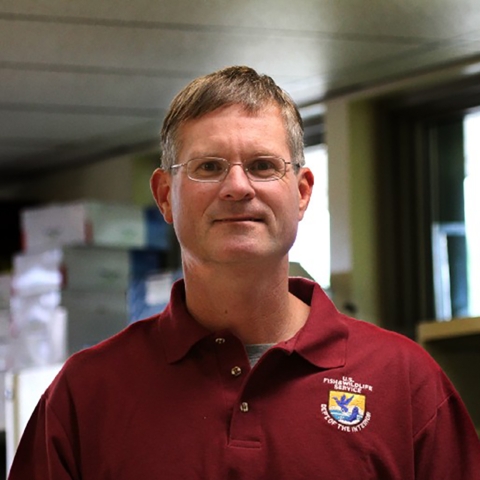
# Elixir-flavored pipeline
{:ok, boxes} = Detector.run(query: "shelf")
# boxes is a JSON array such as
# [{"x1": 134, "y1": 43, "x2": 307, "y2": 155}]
[{"x1": 417, "y1": 317, "x2": 480, "y2": 344}]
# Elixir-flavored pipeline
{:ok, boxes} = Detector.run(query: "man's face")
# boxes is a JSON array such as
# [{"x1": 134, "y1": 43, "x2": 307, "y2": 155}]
[{"x1": 151, "y1": 104, "x2": 313, "y2": 269}]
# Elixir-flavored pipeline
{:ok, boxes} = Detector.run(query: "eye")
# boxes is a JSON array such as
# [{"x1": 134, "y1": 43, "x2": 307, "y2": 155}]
[
  {"x1": 249, "y1": 158, "x2": 276, "y2": 171},
  {"x1": 198, "y1": 160, "x2": 223, "y2": 172},
  {"x1": 247, "y1": 157, "x2": 283, "y2": 178},
  {"x1": 198, "y1": 159, "x2": 224, "y2": 172},
  {"x1": 189, "y1": 158, "x2": 226, "y2": 178}
]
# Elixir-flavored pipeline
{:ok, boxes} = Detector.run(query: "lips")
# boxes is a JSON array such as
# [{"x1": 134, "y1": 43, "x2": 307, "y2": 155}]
[
  {"x1": 210, "y1": 207, "x2": 266, "y2": 224},
  {"x1": 214, "y1": 217, "x2": 262, "y2": 223}
]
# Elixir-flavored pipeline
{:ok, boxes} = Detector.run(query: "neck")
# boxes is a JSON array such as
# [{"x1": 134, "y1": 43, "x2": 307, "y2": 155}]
[{"x1": 182, "y1": 258, "x2": 310, "y2": 344}]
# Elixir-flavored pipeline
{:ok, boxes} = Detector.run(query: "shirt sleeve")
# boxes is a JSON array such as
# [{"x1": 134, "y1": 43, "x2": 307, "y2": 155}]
[
  {"x1": 8, "y1": 393, "x2": 80, "y2": 480},
  {"x1": 413, "y1": 381, "x2": 480, "y2": 480}
]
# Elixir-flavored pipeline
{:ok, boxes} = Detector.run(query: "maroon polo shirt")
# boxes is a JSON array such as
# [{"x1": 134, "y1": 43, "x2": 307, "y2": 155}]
[{"x1": 9, "y1": 278, "x2": 480, "y2": 479}]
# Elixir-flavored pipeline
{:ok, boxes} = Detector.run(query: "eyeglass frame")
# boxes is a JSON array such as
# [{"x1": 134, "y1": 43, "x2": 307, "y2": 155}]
[{"x1": 168, "y1": 156, "x2": 299, "y2": 183}]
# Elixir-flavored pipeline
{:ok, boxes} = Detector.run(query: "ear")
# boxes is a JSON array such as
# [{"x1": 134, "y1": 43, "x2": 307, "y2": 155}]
[
  {"x1": 150, "y1": 168, "x2": 174, "y2": 224},
  {"x1": 297, "y1": 167, "x2": 314, "y2": 221}
]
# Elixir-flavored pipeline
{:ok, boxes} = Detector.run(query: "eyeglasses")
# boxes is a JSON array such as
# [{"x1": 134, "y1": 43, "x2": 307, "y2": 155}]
[{"x1": 169, "y1": 156, "x2": 296, "y2": 183}]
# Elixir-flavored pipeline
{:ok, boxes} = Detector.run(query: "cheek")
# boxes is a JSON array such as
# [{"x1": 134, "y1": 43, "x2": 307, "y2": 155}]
[
  {"x1": 169, "y1": 185, "x2": 189, "y2": 232},
  {"x1": 282, "y1": 192, "x2": 303, "y2": 236},
  {"x1": 287, "y1": 186, "x2": 302, "y2": 220},
  {"x1": 170, "y1": 184, "x2": 210, "y2": 230},
  {"x1": 171, "y1": 204, "x2": 194, "y2": 249},
  {"x1": 262, "y1": 184, "x2": 300, "y2": 225},
  {"x1": 171, "y1": 198, "x2": 192, "y2": 231}
]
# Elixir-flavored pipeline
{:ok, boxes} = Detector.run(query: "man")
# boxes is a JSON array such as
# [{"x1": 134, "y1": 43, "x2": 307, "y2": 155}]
[{"x1": 9, "y1": 66, "x2": 480, "y2": 479}]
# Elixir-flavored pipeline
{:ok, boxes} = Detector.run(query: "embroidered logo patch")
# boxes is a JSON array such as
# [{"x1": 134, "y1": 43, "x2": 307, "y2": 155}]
[
  {"x1": 328, "y1": 391, "x2": 365, "y2": 425},
  {"x1": 321, "y1": 376, "x2": 372, "y2": 433}
]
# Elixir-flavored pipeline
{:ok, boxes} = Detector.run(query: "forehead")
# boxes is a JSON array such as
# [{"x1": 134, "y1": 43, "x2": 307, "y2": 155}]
[{"x1": 176, "y1": 104, "x2": 289, "y2": 159}]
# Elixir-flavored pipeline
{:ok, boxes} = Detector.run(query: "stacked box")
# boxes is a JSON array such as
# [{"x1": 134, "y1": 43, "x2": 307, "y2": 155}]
[
  {"x1": 62, "y1": 246, "x2": 167, "y2": 291},
  {"x1": 11, "y1": 250, "x2": 63, "y2": 297},
  {"x1": 9, "y1": 250, "x2": 66, "y2": 367},
  {"x1": 21, "y1": 201, "x2": 147, "y2": 252},
  {"x1": 11, "y1": 246, "x2": 170, "y2": 356},
  {"x1": 60, "y1": 268, "x2": 181, "y2": 352},
  {"x1": 10, "y1": 200, "x2": 177, "y2": 363},
  {"x1": 61, "y1": 246, "x2": 169, "y2": 354},
  {"x1": 12, "y1": 247, "x2": 167, "y2": 294},
  {"x1": 61, "y1": 289, "x2": 127, "y2": 353},
  {"x1": 9, "y1": 294, "x2": 66, "y2": 368}
]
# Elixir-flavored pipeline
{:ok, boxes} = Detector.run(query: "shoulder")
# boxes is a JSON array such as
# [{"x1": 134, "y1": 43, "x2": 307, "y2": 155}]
[
  {"x1": 46, "y1": 316, "x2": 163, "y2": 399},
  {"x1": 340, "y1": 315, "x2": 458, "y2": 416},
  {"x1": 73, "y1": 315, "x2": 160, "y2": 362},
  {"x1": 342, "y1": 314, "x2": 434, "y2": 364}
]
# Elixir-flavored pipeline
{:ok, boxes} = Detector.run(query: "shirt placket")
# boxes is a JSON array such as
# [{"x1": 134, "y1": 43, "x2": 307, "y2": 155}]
[{"x1": 213, "y1": 334, "x2": 262, "y2": 449}]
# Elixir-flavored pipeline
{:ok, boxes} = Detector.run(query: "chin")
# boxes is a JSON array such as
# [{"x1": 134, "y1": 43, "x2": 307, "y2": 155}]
[{"x1": 214, "y1": 245, "x2": 289, "y2": 265}]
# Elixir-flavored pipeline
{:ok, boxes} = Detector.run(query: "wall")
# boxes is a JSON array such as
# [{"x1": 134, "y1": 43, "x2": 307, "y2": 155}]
[
  {"x1": 324, "y1": 98, "x2": 353, "y2": 316},
  {"x1": 348, "y1": 100, "x2": 380, "y2": 324},
  {"x1": 325, "y1": 97, "x2": 380, "y2": 324},
  {"x1": 2, "y1": 152, "x2": 159, "y2": 206}
]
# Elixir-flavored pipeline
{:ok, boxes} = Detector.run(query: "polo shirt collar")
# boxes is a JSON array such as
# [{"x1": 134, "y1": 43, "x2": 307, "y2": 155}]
[
  {"x1": 278, "y1": 278, "x2": 348, "y2": 369},
  {"x1": 159, "y1": 277, "x2": 348, "y2": 369},
  {"x1": 158, "y1": 280, "x2": 212, "y2": 364}
]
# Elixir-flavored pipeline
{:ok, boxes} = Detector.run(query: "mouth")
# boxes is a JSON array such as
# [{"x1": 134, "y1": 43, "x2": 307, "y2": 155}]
[{"x1": 214, "y1": 217, "x2": 263, "y2": 223}]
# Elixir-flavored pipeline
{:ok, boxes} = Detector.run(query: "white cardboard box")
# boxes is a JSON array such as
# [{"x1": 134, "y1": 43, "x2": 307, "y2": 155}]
[
  {"x1": 10, "y1": 287, "x2": 126, "y2": 361},
  {"x1": 12, "y1": 246, "x2": 166, "y2": 295},
  {"x1": 61, "y1": 289, "x2": 128, "y2": 354},
  {"x1": 9, "y1": 294, "x2": 66, "y2": 368},
  {"x1": 63, "y1": 246, "x2": 165, "y2": 292},
  {"x1": 12, "y1": 249, "x2": 63, "y2": 297},
  {"x1": 21, "y1": 201, "x2": 146, "y2": 252}
]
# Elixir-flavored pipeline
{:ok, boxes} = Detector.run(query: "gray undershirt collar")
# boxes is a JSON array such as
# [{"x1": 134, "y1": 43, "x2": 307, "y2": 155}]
[{"x1": 245, "y1": 343, "x2": 275, "y2": 367}]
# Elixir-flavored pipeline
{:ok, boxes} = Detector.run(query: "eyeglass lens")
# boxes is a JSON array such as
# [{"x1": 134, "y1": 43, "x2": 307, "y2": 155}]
[{"x1": 186, "y1": 157, "x2": 286, "y2": 182}]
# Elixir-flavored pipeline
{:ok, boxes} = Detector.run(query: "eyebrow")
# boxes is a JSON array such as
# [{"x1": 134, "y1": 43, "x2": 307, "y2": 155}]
[{"x1": 187, "y1": 151, "x2": 282, "y2": 160}]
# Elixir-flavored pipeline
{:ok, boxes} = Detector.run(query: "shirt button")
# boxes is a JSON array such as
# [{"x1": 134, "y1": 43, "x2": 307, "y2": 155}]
[
  {"x1": 231, "y1": 366, "x2": 242, "y2": 377},
  {"x1": 215, "y1": 337, "x2": 226, "y2": 344},
  {"x1": 240, "y1": 402, "x2": 249, "y2": 413}
]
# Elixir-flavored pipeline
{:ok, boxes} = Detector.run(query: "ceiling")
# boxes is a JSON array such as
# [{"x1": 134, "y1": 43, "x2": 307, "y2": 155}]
[{"x1": 2, "y1": 0, "x2": 480, "y2": 183}]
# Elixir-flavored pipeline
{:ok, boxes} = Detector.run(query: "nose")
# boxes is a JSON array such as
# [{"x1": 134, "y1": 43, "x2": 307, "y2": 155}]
[{"x1": 218, "y1": 163, "x2": 256, "y2": 201}]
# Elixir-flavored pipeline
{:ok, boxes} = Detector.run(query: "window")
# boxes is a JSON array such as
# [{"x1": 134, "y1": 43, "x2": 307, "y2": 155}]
[
  {"x1": 289, "y1": 145, "x2": 330, "y2": 288},
  {"x1": 429, "y1": 113, "x2": 480, "y2": 319},
  {"x1": 376, "y1": 78, "x2": 480, "y2": 331},
  {"x1": 463, "y1": 112, "x2": 480, "y2": 317}
]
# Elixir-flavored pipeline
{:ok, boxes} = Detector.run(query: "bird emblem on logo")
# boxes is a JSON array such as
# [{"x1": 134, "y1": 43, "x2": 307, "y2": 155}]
[
  {"x1": 333, "y1": 394, "x2": 354, "y2": 412},
  {"x1": 328, "y1": 391, "x2": 366, "y2": 426}
]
